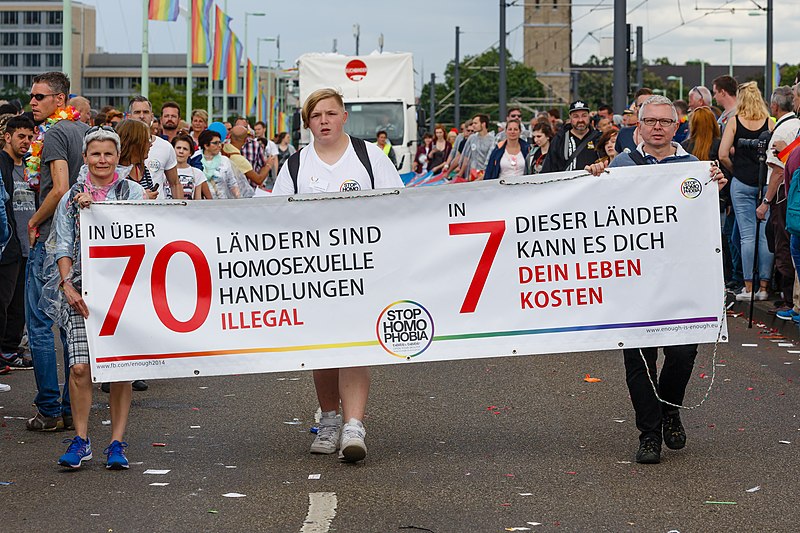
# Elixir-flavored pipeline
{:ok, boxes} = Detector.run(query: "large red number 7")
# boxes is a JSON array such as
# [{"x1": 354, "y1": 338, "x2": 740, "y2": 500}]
[
  {"x1": 89, "y1": 244, "x2": 146, "y2": 336},
  {"x1": 449, "y1": 221, "x2": 506, "y2": 313}
]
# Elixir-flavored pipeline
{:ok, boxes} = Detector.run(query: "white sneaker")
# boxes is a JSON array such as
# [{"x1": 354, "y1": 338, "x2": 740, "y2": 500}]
[
  {"x1": 310, "y1": 412, "x2": 341, "y2": 454},
  {"x1": 0, "y1": 383, "x2": 10, "y2": 392},
  {"x1": 339, "y1": 418, "x2": 367, "y2": 463},
  {"x1": 755, "y1": 290, "x2": 769, "y2": 301},
  {"x1": 735, "y1": 289, "x2": 753, "y2": 302}
]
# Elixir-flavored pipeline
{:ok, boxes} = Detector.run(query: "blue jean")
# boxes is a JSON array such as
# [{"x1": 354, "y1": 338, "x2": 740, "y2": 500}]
[
  {"x1": 722, "y1": 209, "x2": 743, "y2": 286},
  {"x1": 25, "y1": 241, "x2": 70, "y2": 418},
  {"x1": 731, "y1": 178, "x2": 773, "y2": 283},
  {"x1": 790, "y1": 235, "x2": 800, "y2": 287}
]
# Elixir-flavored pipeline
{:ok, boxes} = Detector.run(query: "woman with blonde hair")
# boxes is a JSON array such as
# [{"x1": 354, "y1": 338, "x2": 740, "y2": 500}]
[
  {"x1": 719, "y1": 81, "x2": 774, "y2": 301},
  {"x1": 190, "y1": 109, "x2": 209, "y2": 144}
]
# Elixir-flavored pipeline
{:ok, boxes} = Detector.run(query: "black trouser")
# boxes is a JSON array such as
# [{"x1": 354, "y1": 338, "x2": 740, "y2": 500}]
[
  {"x1": 0, "y1": 257, "x2": 26, "y2": 354},
  {"x1": 623, "y1": 344, "x2": 697, "y2": 443}
]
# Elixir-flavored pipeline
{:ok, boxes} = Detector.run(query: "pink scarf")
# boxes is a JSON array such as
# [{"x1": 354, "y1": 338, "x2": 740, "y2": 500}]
[{"x1": 84, "y1": 172, "x2": 121, "y2": 202}]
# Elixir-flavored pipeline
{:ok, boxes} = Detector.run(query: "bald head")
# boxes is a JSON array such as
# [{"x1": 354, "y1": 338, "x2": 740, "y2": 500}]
[
  {"x1": 68, "y1": 96, "x2": 92, "y2": 125},
  {"x1": 230, "y1": 125, "x2": 248, "y2": 144}
]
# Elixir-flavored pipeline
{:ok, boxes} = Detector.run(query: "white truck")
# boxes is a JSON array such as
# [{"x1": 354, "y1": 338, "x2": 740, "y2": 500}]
[{"x1": 296, "y1": 52, "x2": 418, "y2": 173}]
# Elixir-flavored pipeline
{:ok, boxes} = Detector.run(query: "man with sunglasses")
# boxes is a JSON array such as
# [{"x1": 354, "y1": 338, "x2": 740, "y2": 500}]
[
  {"x1": 496, "y1": 107, "x2": 529, "y2": 143},
  {"x1": 25, "y1": 72, "x2": 90, "y2": 431},
  {"x1": 687, "y1": 86, "x2": 713, "y2": 112},
  {"x1": 586, "y1": 95, "x2": 726, "y2": 464},
  {"x1": 128, "y1": 96, "x2": 180, "y2": 201}
]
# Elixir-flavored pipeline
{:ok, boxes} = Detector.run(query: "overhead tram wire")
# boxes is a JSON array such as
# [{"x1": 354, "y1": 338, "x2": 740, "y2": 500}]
[{"x1": 644, "y1": 0, "x2": 737, "y2": 43}]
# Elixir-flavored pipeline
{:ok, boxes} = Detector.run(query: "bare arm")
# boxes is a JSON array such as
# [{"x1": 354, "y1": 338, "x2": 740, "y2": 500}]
[
  {"x1": 718, "y1": 120, "x2": 736, "y2": 172},
  {"x1": 57, "y1": 256, "x2": 88, "y2": 318},
  {"x1": 165, "y1": 166, "x2": 181, "y2": 200}
]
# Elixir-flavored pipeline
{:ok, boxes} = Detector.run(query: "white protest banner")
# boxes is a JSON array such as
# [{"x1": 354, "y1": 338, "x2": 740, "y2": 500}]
[{"x1": 80, "y1": 161, "x2": 726, "y2": 382}]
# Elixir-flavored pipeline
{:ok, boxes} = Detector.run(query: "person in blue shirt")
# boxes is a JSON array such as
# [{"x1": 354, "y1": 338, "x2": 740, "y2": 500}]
[{"x1": 586, "y1": 95, "x2": 727, "y2": 465}]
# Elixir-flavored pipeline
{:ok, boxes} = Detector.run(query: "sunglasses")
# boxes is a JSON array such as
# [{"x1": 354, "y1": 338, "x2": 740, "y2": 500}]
[
  {"x1": 85, "y1": 125, "x2": 116, "y2": 136},
  {"x1": 30, "y1": 93, "x2": 57, "y2": 101}
]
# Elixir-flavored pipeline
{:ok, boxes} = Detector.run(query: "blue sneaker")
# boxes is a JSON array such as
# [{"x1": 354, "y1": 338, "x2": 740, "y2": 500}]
[
  {"x1": 58, "y1": 436, "x2": 92, "y2": 468},
  {"x1": 776, "y1": 308, "x2": 800, "y2": 321},
  {"x1": 104, "y1": 440, "x2": 129, "y2": 470}
]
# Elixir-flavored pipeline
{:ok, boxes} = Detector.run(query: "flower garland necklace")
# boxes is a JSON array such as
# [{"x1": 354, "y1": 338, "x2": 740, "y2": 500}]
[{"x1": 24, "y1": 106, "x2": 80, "y2": 191}]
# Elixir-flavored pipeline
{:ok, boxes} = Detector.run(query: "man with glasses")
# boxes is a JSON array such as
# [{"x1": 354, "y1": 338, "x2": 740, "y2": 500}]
[
  {"x1": 586, "y1": 95, "x2": 726, "y2": 464},
  {"x1": 24, "y1": 72, "x2": 89, "y2": 431},
  {"x1": 128, "y1": 96, "x2": 180, "y2": 201},
  {"x1": 687, "y1": 86, "x2": 713, "y2": 112}
]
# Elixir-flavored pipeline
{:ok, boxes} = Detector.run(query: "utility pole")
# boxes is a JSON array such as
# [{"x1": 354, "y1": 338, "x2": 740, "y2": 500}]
[
  {"x1": 353, "y1": 24, "x2": 360, "y2": 55},
  {"x1": 498, "y1": 0, "x2": 507, "y2": 120},
  {"x1": 62, "y1": 0, "x2": 72, "y2": 86},
  {"x1": 429, "y1": 73, "x2": 436, "y2": 134},
  {"x1": 635, "y1": 26, "x2": 643, "y2": 91},
  {"x1": 765, "y1": 0, "x2": 773, "y2": 98},
  {"x1": 379, "y1": 33, "x2": 384, "y2": 53},
  {"x1": 454, "y1": 26, "x2": 460, "y2": 128},
  {"x1": 612, "y1": 0, "x2": 628, "y2": 114}
]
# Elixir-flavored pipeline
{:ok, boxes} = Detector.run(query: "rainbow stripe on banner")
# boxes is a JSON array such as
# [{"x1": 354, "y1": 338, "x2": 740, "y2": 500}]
[
  {"x1": 148, "y1": 0, "x2": 179, "y2": 21},
  {"x1": 212, "y1": 5, "x2": 231, "y2": 80},
  {"x1": 191, "y1": 0, "x2": 213, "y2": 64},
  {"x1": 260, "y1": 90, "x2": 268, "y2": 125},
  {"x1": 245, "y1": 59, "x2": 257, "y2": 116},
  {"x1": 226, "y1": 34, "x2": 243, "y2": 95}
]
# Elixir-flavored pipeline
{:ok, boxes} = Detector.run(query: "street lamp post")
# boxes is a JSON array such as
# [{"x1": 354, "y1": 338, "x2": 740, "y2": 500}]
[
  {"x1": 667, "y1": 75, "x2": 683, "y2": 101},
  {"x1": 714, "y1": 38, "x2": 733, "y2": 77},
  {"x1": 257, "y1": 37, "x2": 278, "y2": 135},
  {"x1": 243, "y1": 12, "x2": 266, "y2": 118}
]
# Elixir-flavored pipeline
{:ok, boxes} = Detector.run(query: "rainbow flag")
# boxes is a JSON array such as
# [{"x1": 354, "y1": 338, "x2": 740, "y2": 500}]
[
  {"x1": 260, "y1": 90, "x2": 268, "y2": 126},
  {"x1": 245, "y1": 59, "x2": 257, "y2": 116},
  {"x1": 191, "y1": 0, "x2": 213, "y2": 64},
  {"x1": 148, "y1": 0, "x2": 179, "y2": 21},
  {"x1": 212, "y1": 5, "x2": 232, "y2": 80},
  {"x1": 226, "y1": 34, "x2": 242, "y2": 95}
]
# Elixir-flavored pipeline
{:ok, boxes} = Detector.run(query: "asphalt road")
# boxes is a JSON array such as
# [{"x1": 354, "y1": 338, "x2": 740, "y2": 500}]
[{"x1": 2, "y1": 309, "x2": 799, "y2": 533}]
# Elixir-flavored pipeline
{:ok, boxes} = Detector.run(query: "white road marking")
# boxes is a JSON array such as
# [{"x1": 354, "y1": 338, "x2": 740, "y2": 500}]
[{"x1": 300, "y1": 492, "x2": 337, "y2": 533}]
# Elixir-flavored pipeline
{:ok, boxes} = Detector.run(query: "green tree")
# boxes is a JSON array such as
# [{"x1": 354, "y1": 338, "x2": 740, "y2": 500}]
[{"x1": 419, "y1": 48, "x2": 544, "y2": 130}]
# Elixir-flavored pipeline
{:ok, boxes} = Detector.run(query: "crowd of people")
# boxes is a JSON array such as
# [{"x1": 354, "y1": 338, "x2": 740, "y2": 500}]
[{"x1": 1, "y1": 67, "x2": 798, "y2": 469}]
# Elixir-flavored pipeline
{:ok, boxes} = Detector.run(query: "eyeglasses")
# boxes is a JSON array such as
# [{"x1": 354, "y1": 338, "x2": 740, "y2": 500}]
[
  {"x1": 509, "y1": 114, "x2": 522, "y2": 119},
  {"x1": 85, "y1": 125, "x2": 116, "y2": 136},
  {"x1": 209, "y1": 140, "x2": 221, "y2": 145},
  {"x1": 29, "y1": 93, "x2": 57, "y2": 101},
  {"x1": 641, "y1": 118, "x2": 677, "y2": 128}
]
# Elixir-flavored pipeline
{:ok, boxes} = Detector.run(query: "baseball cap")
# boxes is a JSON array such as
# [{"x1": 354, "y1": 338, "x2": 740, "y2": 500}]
[{"x1": 569, "y1": 100, "x2": 591, "y2": 114}]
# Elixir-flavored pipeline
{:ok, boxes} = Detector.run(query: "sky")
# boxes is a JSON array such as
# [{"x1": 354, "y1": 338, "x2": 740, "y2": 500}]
[{"x1": 80, "y1": 0, "x2": 798, "y2": 89}]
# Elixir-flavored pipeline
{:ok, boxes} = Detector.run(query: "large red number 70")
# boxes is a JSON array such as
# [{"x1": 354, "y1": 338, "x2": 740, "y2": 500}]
[
  {"x1": 449, "y1": 221, "x2": 506, "y2": 313},
  {"x1": 89, "y1": 242, "x2": 212, "y2": 336}
]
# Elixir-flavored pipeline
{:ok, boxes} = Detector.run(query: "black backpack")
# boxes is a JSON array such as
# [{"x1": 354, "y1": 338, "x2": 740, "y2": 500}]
[{"x1": 286, "y1": 136, "x2": 375, "y2": 194}]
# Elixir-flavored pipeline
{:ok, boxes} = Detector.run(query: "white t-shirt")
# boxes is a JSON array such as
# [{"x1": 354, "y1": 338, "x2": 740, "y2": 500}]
[
  {"x1": 272, "y1": 136, "x2": 404, "y2": 195},
  {"x1": 766, "y1": 113, "x2": 800, "y2": 169},
  {"x1": 177, "y1": 165, "x2": 207, "y2": 199},
  {"x1": 146, "y1": 135, "x2": 178, "y2": 199},
  {"x1": 499, "y1": 150, "x2": 525, "y2": 179},
  {"x1": 266, "y1": 139, "x2": 280, "y2": 157}
]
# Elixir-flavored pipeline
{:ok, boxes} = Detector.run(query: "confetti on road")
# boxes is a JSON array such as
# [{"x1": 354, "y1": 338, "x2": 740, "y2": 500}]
[
  {"x1": 779, "y1": 440, "x2": 791, "y2": 444},
  {"x1": 519, "y1": 493, "x2": 533, "y2": 496},
  {"x1": 149, "y1": 482, "x2": 170, "y2": 486},
  {"x1": 143, "y1": 469, "x2": 171, "y2": 475},
  {"x1": 0, "y1": 481, "x2": 14, "y2": 486},
  {"x1": 779, "y1": 343, "x2": 794, "y2": 347},
  {"x1": 745, "y1": 486, "x2": 761, "y2": 493},
  {"x1": 704, "y1": 501, "x2": 737, "y2": 505},
  {"x1": 505, "y1": 528, "x2": 531, "y2": 531},
  {"x1": 101, "y1": 420, "x2": 111, "y2": 426},
  {"x1": 152, "y1": 443, "x2": 167, "y2": 447},
  {"x1": 742, "y1": 344, "x2": 758, "y2": 347},
  {"x1": 190, "y1": 425, "x2": 201, "y2": 429},
  {"x1": 308, "y1": 474, "x2": 321, "y2": 480},
  {"x1": 284, "y1": 418, "x2": 302, "y2": 425},
  {"x1": 207, "y1": 510, "x2": 218, "y2": 514},
  {"x1": 583, "y1": 374, "x2": 602, "y2": 383},
  {"x1": 223, "y1": 493, "x2": 246, "y2": 498},
  {"x1": 527, "y1": 523, "x2": 543, "y2": 527}
]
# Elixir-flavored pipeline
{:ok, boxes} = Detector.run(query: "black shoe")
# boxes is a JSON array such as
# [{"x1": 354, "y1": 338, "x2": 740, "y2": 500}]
[
  {"x1": 62, "y1": 414, "x2": 74, "y2": 431},
  {"x1": 101, "y1": 382, "x2": 110, "y2": 393},
  {"x1": 663, "y1": 411, "x2": 687, "y2": 450},
  {"x1": 132, "y1": 380, "x2": 148, "y2": 392},
  {"x1": 635, "y1": 438, "x2": 661, "y2": 464}
]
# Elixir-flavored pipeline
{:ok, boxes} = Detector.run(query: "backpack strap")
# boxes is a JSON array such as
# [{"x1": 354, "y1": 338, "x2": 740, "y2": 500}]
[
  {"x1": 626, "y1": 148, "x2": 649, "y2": 166},
  {"x1": 288, "y1": 137, "x2": 373, "y2": 194},
  {"x1": 287, "y1": 150, "x2": 302, "y2": 194},
  {"x1": 350, "y1": 136, "x2": 375, "y2": 189}
]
